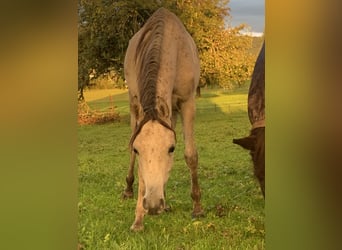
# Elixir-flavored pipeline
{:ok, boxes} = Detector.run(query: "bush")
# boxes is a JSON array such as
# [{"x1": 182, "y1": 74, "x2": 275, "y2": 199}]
[{"x1": 78, "y1": 101, "x2": 120, "y2": 125}]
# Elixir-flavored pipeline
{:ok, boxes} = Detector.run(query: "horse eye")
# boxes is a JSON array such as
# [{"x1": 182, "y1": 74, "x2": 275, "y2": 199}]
[
  {"x1": 168, "y1": 146, "x2": 175, "y2": 153},
  {"x1": 133, "y1": 148, "x2": 139, "y2": 155}
]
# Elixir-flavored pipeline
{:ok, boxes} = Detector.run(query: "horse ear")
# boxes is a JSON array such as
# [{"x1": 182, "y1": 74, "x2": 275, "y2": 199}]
[
  {"x1": 131, "y1": 96, "x2": 144, "y2": 121},
  {"x1": 233, "y1": 135, "x2": 256, "y2": 151},
  {"x1": 156, "y1": 96, "x2": 170, "y2": 120}
]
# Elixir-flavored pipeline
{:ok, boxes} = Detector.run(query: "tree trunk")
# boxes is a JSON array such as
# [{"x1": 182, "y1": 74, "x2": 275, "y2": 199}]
[{"x1": 78, "y1": 86, "x2": 85, "y2": 101}]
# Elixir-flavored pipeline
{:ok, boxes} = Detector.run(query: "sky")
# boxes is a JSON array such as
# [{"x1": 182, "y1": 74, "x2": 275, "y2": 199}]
[{"x1": 227, "y1": 0, "x2": 265, "y2": 36}]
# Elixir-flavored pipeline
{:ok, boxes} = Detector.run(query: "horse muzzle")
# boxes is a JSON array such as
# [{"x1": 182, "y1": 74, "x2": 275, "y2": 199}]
[{"x1": 143, "y1": 197, "x2": 165, "y2": 215}]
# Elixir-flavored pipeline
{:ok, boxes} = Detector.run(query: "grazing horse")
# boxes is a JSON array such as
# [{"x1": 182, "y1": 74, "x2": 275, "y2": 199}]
[
  {"x1": 123, "y1": 8, "x2": 203, "y2": 231},
  {"x1": 233, "y1": 42, "x2": 265, "y2": 197}
]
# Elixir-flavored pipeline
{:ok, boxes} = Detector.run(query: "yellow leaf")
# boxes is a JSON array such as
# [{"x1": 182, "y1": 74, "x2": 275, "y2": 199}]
[
  {"x1": 192, "y1": 221, "x2": 202, "y2": 227},
  {"x1": 104, "y1": 233, "x2": 110, "y2": 242}
]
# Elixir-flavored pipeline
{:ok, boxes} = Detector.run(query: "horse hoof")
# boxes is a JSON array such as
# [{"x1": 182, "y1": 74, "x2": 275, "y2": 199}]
[
  {"x1": 122, "y1": 190, "x2": 133, "y2": 199},
  {"x1": 164, "y1": 204, "x2": 172, "y2": 212},
  {"x1": 130, "y1": 223, "x2": 144, "y2": 232},
  {"x1": 192, "y1": 209, "x2": 205, "y2": 218}
]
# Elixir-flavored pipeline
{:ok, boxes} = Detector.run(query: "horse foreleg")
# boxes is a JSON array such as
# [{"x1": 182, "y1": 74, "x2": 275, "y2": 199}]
[
  {"x1": 185, "y1": 149, "x2": 203, "y2": 217},
  {"x1": 130, "y1": 167, "x2": 145, "y2": 231},
  {"x1": 123, "y1": 150, "x2": 135, "y2": 199},
  {"x1": 181, "y1": 100, "x2": 204, "y2": 217}
]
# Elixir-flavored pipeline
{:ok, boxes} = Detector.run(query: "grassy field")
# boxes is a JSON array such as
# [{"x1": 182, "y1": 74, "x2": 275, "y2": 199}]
[{"x1": 78, "y1": 86, "x2": 265, "y2": 249}]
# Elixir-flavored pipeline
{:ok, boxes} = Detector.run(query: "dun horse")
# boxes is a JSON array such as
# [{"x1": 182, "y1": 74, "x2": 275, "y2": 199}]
[
  {"x1": 233, "y1": 42, "x2": 265, "y2": 197},
  {"x1": 123, "y1": 8, "x2": 203, "y2": 231}
]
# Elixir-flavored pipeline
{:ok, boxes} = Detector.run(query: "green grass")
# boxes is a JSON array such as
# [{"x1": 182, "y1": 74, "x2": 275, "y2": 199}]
[{"x1": 78, "y1": 86, "x2": 264, "y2": 249}]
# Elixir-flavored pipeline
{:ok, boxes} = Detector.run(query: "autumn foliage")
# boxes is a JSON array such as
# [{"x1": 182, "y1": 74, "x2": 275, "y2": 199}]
[{"x1": 78, "y1": 0, "x2": 261, "y2": 95}]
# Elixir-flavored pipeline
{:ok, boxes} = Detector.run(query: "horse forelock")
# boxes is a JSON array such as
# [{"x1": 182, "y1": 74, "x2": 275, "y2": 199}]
[{"x1": 129, "y1": 116, "x2": 176, "y2": 151}]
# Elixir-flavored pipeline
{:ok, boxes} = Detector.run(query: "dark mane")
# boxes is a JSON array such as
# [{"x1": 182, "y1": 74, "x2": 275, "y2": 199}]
[
  {"x1": 129, "y1": 8, "x2": 175, "y2": 149},
  {"x1": 248, "y1": 42, "x2": 265, "y2": 125},
  {"x1": 135, "y1": 8, "x2": 165, "y2": 116}
]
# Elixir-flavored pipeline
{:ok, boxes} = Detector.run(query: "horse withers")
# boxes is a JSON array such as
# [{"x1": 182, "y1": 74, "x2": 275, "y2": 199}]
[
  {"x1": 123, "y1": 8, "x2": 204, "y2": 231},
  {"x1": 233, "y1": 42, "x2": 265, "y2": 197}
]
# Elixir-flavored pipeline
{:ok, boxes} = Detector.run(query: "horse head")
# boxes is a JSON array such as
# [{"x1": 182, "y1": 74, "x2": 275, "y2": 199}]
[{"x1": 130, "y1": 97, "x2": 176, "y2": 215}]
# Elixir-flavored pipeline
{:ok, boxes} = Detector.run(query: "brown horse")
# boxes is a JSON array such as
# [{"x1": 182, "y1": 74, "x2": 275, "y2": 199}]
[
  {"x1": 233, "y1": 42, "x2": 265, "y2": 197},
  {"x1": 123, "y1": 8, "x2": 204, "y2": 231}
]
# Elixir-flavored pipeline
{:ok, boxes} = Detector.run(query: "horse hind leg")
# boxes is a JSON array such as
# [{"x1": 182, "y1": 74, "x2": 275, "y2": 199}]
[
  {"x1": 122, "y1": 150, "x2": 135, "y2": 199},
  {"x1": 123, "y1": 114, "x2": 137, "y2": 199},
  {"x1": 185, "y1": 149, "x2": 204, "y2": 217},
  {"x1": 180, "y1": 99, "x2": 204, "y2": 217}
]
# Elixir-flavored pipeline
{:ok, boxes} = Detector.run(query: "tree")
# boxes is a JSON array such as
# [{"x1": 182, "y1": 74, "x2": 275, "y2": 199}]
[
  {"x1": 78, "y1": 0, "x2": 256, "y2": 98},
  {"x1": 78, "y1": 0, "x2": 161, "y2": 99},
  {"x1": 171, "y1": 0, "x2": 230, "y2": 88},
  {"x1": 170, "y1": 0, "x2": 255, "y2": 89},
  {"x1": 218, "y1": 25, "x2": 256, "y2": 88}
]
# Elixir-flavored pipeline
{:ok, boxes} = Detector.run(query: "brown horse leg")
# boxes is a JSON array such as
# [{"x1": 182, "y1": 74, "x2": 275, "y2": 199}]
[
  {"x1": 130, "y1": 167, "x2": 145, "y2": 231},
  {"x1": 181, "y1": 99, "x2": 204, "y2": 217},
  {"x1": 122, "y1": 151, "x2": 135, "y2": 199},
  {"x1": 123, "y1": 114, "x2": 137, "y2": 199}
]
